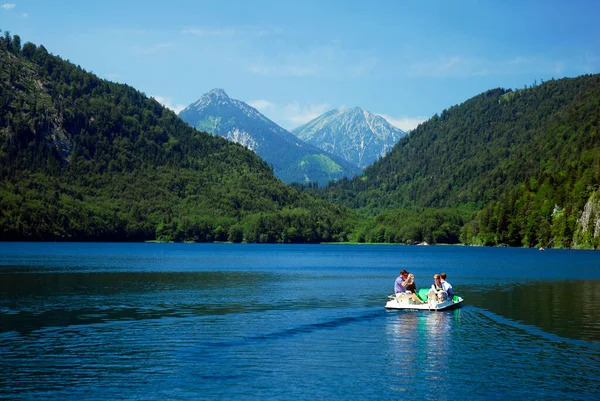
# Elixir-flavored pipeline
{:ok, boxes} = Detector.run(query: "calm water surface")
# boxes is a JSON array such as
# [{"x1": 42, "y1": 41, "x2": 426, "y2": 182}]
[{"x1": 0, "y1": 243, "x2": 599, "y2": 400}]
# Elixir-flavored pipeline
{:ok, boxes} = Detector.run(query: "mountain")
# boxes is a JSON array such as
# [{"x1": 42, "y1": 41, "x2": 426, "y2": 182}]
[
  {"x1": 178, "y1": 90, "x2": 361, "y2": 185},
  {"x1": 3, "y1": 32, "x2": 598, "y2": 249},
  {"x1": 292, "y1": 107, "x2": 406, "y2": 168},
  {"x1": 320, "y1": 75, "x2": 600, "y2": 248},
  {"x1": 0, "y1": 33, "x2": 352, "y2": 243}
]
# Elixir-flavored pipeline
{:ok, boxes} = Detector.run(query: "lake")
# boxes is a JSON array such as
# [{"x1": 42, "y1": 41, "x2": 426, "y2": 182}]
[{"x1": 0, "y1": 243, "x2": 599, "y2": 400}]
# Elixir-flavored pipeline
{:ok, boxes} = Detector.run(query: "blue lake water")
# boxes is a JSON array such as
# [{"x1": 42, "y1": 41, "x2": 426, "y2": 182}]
[{"x1": 0, "y1": 243, "x2": 599, "y2": 400}]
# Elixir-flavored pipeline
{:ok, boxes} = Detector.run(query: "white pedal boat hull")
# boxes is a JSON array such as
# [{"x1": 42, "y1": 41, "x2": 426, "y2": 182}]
[{"x1": 385, "y1": 293, "x2": 464, "y2": 311}]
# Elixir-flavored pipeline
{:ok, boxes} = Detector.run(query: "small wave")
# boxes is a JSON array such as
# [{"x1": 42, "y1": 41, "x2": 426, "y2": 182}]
[
  {"x1": 207, "y1": 309, "x2": 384, "y2": 348},
  {"x1": 468, "y1": 306, "x2": 600, "y2": 350}
]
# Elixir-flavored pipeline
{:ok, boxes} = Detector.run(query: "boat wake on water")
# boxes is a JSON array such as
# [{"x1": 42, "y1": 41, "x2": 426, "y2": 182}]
[
  {"x1": 468, "y1": 306, "x2": 600, "y2": 350},
  {"x1": 204, "y1": 309, "x2": 385, "y2": 349}
]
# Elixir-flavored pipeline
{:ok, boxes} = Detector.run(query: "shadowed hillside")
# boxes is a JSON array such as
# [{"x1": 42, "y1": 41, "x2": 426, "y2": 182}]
[{"x1": 0, "y1": 32, "x2": 351, "y2": 243}]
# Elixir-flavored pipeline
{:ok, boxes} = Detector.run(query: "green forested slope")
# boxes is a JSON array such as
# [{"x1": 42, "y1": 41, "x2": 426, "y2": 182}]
[
  {"x1": 321, "y1": 75, "x2": 600, "y2": 247},
  {"x1": 2, "y1": 31, "x2": 598, "y2": 248},
  {"x1": 0, "y1": 32, "x2": 350, "y2": 242},
  {"x1": 468, "y1": 78, "x2": 600, "y2": 247}
]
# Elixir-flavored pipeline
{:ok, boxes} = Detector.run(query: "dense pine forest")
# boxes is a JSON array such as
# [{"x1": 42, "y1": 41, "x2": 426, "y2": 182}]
[
  {"x1": 0, "y1": 31, "x2": 351, "y2": 243},
  {"x1": 1, "y1": 31, "x2": 599, "y2": 248},
  {"x1": 319, "y1": 75, "x2": 600, "y2": 248}
]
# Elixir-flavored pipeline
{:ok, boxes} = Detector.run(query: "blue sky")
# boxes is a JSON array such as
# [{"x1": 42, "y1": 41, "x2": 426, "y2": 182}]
[{"x1": 1, "y1": 0, "x2": 599, "y2": 130}]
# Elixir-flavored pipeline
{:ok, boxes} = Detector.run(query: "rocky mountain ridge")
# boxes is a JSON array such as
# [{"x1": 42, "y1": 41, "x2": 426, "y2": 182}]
[
  {"x1": 179, "y1": 89, "x2": 361, "y2": 185},
  {"x1": 293, "y1": 107, "x2": 406, "y2": 168}
]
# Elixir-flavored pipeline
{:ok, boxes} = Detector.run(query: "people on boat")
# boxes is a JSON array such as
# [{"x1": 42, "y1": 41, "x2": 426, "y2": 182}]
[
  {"x1": 440, "y1": 272, "x2": 454, "y2": 299},
  {"x1": 430, "y1": 274, "x2": 448, "y2": 302},
  {"x1": 406, "y1": 279, "x2": 417, "y2": 294},
  {"x1": 394, "y1": 270, "x2": 425, "y2": 304}
]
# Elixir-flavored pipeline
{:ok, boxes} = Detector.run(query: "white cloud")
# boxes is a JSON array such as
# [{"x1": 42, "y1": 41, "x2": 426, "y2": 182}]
[
  {"x1": 153, "y1": 96, "x2": 186, "y2": 114},
  {"x1": 107, "y1": 28, "x2": 150, "y2": 36},
  {"x1": 248, "y1": 99, "x2": 276, "y2": 111},
  {"x1": 247, "y1": 43, "x2": 374, "y2": 78},
  {"x1": 248, "y1": 62, "x2": 320, "y2": 77},
  {"x1": 1, "y1": 3, "x2": 15, "y2": 9},
  {"x1": 281, "y1": 102, "x2": 331, "y2": 128},
  {"x1": 581, "y1": 52, "x2": 600, "y2": 74},
  {"x1": 21, "y1": 12, "x2": 27, "y2": 17},
  {"x1": 347, "y1": 57, "x2": 378, "y2": 77},
  {"x1": 104, "y1": 73, "x2": 121, "y2": 82},
  {"x1": 181, "y1": 27, "x2": 236, "y2": 37},
  {"x1": 181, "y1": 25, "x2": 282, "y2": 38},
  {"x1": 407, "y1": 56, "x2": 489, "y2": 78},
  {"x1": 405, "y1": 54, "x2": 594, "y2": 78},
  {"x1": 376, "y1": 114, "x2": 427, "y2": 132},
  {"x1": 247, "y1": 100, "x2": 331, "y2": 130},
  {"x1": 132, "y1": 42, "x2": 173, "y2": 55}
]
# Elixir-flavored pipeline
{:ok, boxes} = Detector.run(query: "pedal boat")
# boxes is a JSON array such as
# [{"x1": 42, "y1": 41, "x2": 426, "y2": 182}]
[{"x1": 385, "y1": 288, "x2": 464, "y2": 311}]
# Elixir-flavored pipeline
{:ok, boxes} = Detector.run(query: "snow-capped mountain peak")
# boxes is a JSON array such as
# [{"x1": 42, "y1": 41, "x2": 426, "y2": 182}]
[
  {"x1": 178, "y1": 89, "x2": 361, "y2": 185},
  {"x1": 292, "y1": 107, "x2": 406, "y2": 168}
]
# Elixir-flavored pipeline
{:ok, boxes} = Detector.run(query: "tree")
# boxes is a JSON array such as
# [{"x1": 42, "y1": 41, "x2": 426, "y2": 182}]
[
  {"x1": 12, "y1": 34, "x2": 20, "y2": 54},
  {"x1": 21, "y1": 42, "x2": 36, "y2": 59}
]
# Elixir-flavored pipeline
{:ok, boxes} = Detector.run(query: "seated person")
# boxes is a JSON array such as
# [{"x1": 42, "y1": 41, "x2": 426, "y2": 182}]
[
  {"x1": 430, "y1": 274, "x2": 448, "y2": 302},
  {"x1": 394, "y1": 270, "x2": 425, "y2": 304},
  {"x1": 440, "y1": 272, "x2": 454, "y2": 298}
]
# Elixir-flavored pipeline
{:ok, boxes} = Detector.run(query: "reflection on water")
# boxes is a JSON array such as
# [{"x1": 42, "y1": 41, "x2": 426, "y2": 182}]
[
  {"x1": 384, "y1": 307, "x2": 599, "y2": 400},
  {"x1": 386, "y1": 310, "x2": 458, "y2": 392},
  {"x1": 462, "y1": 280, "x2": 600, "y2": 342},
  {"x1": 0, "y1": 271, "x2": 280, "y2": 335}
]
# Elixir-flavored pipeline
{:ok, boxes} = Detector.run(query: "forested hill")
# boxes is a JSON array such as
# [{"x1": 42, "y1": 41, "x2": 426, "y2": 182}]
[
  {"x1": 324, "y1": 75, "x2": 599, "y2": 210},
  {"x1": 0, "y1": 32, "x2": 350, "y2": 242},
  {"x1": 321, "y1": 74, "x2": 600, "y2": 248}
]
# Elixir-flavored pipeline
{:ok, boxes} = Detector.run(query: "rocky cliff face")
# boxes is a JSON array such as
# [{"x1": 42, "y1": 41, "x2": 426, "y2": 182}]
[
  {"x1": 292, "y1": 107, "x2": 406, "y2": 168},
  {"x1": 574, "y1": 189, "x2": 600, "y2": 248}
]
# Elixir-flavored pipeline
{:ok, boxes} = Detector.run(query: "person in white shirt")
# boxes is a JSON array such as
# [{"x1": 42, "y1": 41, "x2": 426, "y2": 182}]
[
  {"x1": 430, "y1": 274, "x2": 448, "y2": 302},
  {"x1": 440, "y1": 272, "x2": 454, "y2": 298}
]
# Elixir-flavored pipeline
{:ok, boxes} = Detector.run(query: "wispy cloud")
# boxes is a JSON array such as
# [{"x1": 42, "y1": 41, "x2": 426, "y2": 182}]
[
  {"x1": 181, "y1": 25, "x2": 282, "y2": 38},
  {"x1": 1, "y1": 3, "x2": 15, "y2": 9},
  {"x1": 132, "y1": 42, "x2": 173, "y2": 55},
  {"x1": 249, "y1": 97, "x2": 426, "y2": 132},
  {"x1": 104, "y1": 73, "x2": 121, "y2": 82},
  {"x1": 247, "y1": 99, "x2": 331, "y2": 130},
  {"x1": 406, "y1": 54, "x2": 594, "y2": 78},
  {"x1": 248, "y1": 49, "x2": 326, "y2": 77},
  {"x1": 347, "y1": 57, "x2": 378, "y2": 77},
  {"x1": 181, "y1": 27, "x2": 236, "y2": 37},
  {"x1": 284, "y1": 103, "x2": 330, "y2": 125},
  {"x1": 376, "y1": 114, "x2": 427, "y2": 132},
  {"x1": 247, "y1": 42, "x2": 376, "y2": 78},
  {"x1": 21, "y1": 12, "x2": 27, "y2": 17},
  {"x1": 152, "y1": 95, "x2": 186, "y2": 114},
  {"x1": 407, "y1": 56, "x2": 489, "y2": 78},
  {"x1": 248, "y1": 62, "x2": 320, "y2": 77},
  {"x1": 107, "y1": 28, "x2": 153, "y2": 36},
  {"x1": 281, "y1": 102, "x2": 331, "y2": 129},
  {"x1": 582, "y1": 52, "x2": 600, "y2": 74},
  {"x1": 248, "y1": 99, "x2": 276, "y2": 111}
]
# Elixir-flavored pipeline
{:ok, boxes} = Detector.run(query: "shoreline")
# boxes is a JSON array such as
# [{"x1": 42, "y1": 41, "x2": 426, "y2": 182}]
[{"x1": 0, "y1": 240, "x2": 595, "y2": 250}]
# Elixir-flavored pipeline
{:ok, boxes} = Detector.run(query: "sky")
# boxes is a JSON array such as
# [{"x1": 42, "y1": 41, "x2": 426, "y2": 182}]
[{"x1": 1, "y1": 0, "x2": 599, "y2": 131}]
